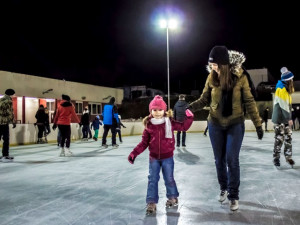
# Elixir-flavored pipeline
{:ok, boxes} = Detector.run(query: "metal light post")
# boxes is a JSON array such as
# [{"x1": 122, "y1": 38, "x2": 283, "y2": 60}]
[{"x1": 160, "y1": 19, "x2": 177, "y2": 109}]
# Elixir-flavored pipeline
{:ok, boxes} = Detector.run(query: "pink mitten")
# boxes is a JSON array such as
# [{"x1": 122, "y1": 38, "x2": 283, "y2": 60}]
[{"x1": 185, "y1": 109, "x2": 194, "y2": 117}]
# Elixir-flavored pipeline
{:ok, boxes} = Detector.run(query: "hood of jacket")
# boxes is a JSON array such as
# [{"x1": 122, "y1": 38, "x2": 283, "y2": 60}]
[
  {"x1": 0, "y1": 95, "x2": 12, "y2": 104},
  {"x1": 60, "y1": 100, "x2": 72, "y2": 107},
  {"x1": 206, "y1": 50, "x2": 245, "y2": 76}
]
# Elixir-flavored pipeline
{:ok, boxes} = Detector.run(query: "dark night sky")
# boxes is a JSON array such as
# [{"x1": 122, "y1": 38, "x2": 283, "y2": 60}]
[{"x1": 0, "y1": 0, "x2": 299, "y2": 94}]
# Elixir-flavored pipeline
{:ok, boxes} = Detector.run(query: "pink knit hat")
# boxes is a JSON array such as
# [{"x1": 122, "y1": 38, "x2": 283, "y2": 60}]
[{"x1": 149, "y1": 95, "x2": 167, "y2": 112}]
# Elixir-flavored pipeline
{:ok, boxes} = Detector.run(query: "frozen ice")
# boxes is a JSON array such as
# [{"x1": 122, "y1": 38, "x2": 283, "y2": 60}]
[{"x1": 0, "y1": 132, "x2": 300, "y2": 225}]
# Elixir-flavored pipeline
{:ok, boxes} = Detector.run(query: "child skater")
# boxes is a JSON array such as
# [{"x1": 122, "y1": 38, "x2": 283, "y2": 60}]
[
  {"x1": 127, "y1": 95, "x2": 194, "y2": 215},
  {"x1": 116, "y1": 115, "x2": 126, "y2": 143},
  {"x1": 272, "y1": 67, "x2": 295, "y2": 167},
  {"x1": 91, "y1": 115, "x2": 103, "y2": 141}
]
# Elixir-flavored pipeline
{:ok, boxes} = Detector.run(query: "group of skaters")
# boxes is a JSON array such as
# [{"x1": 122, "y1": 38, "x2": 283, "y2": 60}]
[
  {"x1": 51, "y1": 95, "x2": 126, "y2": 157},
  {"x1": 0, "y1": 45, "x2": 297, "y2": 214}
]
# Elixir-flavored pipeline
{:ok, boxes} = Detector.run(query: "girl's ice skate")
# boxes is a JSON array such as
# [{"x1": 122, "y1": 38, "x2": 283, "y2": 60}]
[
  {"x1": 286, "y1": 158, "x2": 295, "y2": 168},
  {"x1": 146, "y1": 203, "x2": 156, "y2": 215},
  {"x1": 166, "y1": 198, "x2": 178, "y2": 208}
]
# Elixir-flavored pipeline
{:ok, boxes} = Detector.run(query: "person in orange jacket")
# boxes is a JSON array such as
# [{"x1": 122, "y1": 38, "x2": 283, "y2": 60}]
[{"x1": 53, "y1": 94, "x2": 80, "y2": 157}]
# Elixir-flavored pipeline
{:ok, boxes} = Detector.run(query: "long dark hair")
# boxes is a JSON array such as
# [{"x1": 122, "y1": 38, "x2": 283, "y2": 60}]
[
  {"x1": 210, "y1": 64, "x2": 234, "y2": 91},
  {"x1": 286, "y1": 80, "x2": 294, "y2": 94}
]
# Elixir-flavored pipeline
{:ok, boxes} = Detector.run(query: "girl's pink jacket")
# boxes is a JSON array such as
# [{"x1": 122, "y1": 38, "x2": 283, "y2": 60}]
[{"x1": 131, "y1": 111, "x2": 193, "y2": 160}]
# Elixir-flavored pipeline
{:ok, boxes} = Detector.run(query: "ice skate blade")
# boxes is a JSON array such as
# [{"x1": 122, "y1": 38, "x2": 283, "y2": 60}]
[
  {"x1": 229, "y1": 209, "x2": 239, "y2": 214},
  {"x1": 2, "y1": 159, "x2": 14, "y2": 163}
]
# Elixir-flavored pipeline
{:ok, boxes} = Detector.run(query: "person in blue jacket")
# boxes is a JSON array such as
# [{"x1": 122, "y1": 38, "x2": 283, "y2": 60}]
[{"x1": 101, "y1": 97, "x2": 119, "y2": 148}]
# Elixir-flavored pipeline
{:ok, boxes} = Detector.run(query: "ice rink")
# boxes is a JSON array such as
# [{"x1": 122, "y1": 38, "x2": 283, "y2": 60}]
[{"x1": 0, "y1": 131, "x2": 300, "y2": 225}]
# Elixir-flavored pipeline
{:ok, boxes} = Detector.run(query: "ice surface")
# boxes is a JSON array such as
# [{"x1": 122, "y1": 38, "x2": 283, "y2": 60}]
[{"x1": 0, "y1": 132, "x2": 300, "y2": 225}]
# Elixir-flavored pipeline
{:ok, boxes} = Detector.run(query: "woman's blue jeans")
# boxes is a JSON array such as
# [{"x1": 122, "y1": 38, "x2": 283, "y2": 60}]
[
  {"x1": 208, "y1": 122, "x2": 245, "y2": 200},
  {"x1": 146, "y1": 156, "x2": 179, "y2": 203}
]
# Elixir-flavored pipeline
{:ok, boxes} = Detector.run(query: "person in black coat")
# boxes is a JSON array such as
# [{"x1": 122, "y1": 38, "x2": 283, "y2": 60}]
[
  {"x1": 173, "y1": 94, "x2": 189, "y2": 147},
  {"x1": 35, "y1": 105, "x2": 47, "y2": 143},
  {"x1": 80, "y1": 107, "x2": 90, "y2": 140},
  {"x1": 263, "y1": 107, "x2": 269, "y2": 131}
]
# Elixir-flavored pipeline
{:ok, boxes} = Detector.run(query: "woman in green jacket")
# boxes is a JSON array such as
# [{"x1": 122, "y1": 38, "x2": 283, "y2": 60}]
[{"x1": 190, "y1": 46, "x2": 263, "y2": 211}]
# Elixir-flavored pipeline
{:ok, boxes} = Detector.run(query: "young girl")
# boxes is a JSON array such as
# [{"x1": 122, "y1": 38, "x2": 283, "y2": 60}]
[
  {"x1": 272, "y1": 67, "x2": 295, "y2": 167},
  {"x1": 128, "y1": 95, "x2": 193, "y2": 214}
]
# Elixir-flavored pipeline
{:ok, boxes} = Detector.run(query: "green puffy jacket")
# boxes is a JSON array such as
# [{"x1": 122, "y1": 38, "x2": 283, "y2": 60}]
[{"x1": 190, "y1": 69, "x2": 261, "y2": 128}]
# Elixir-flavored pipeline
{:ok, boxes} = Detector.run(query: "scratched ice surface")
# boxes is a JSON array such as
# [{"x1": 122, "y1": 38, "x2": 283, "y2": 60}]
[{"x1": 0, "y1": 132, "x2": 300, "y2": 225}]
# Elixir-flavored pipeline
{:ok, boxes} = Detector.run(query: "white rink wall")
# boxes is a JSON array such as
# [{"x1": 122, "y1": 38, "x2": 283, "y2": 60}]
[{"x1": 3, "y1": 120, "x2": 274, "y2": 145}]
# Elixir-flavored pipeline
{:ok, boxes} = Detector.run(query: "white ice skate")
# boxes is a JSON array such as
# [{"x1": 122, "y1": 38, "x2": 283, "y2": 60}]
[
  {"x1": 101, "y1": 144, "x2": 108, "y2": 149},
  {"x1": 1, "y1": 156, "x2": 14, "y2": 162},
  {"x1": 59, "y1": 148, "x2": 65, "y2": 157},
  {"x1": 219, "y1": 190, "x2": 228, "y2": 202},
  {"x1": 229, "y1": 200, "x2": 239, "y2": 211},
  {"x1": 64, "y1": 148, "x2": 73, "y2": 157}
]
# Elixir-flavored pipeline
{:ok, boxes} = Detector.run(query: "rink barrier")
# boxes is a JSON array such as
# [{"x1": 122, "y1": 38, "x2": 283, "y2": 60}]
[{"x1": 2, "y1": 120, "x2": 274, "y2": 146}]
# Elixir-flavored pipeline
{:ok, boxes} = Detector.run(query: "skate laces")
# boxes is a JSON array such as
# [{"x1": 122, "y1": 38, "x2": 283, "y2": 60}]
[
  {"x1": 220, "y1": 190, "x2": 227, "y2": 196},
  {"x1": 166, "y1": 198, "x2": 178, "y2": 206}
]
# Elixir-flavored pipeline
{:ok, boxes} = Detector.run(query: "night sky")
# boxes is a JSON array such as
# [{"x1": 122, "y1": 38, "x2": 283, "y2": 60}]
[{"x1": 1, "y1": 0, "x2": 298, "y2": 94}]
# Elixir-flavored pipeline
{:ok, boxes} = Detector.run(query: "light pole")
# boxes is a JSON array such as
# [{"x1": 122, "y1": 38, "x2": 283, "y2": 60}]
[{"x1": 159, "y1": 19, "x2": 177, "y2": 109}]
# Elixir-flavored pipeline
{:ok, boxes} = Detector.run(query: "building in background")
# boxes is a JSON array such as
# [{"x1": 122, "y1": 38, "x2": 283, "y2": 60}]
[
  {"x1": 123, "y1": 85, "x2": 164, "y2": 100},
  {"x1": 0, "y1": 71, "x2": 123, "y2": 124}
]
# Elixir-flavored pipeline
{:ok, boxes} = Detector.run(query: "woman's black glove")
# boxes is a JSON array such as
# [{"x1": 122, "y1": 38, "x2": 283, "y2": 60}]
[{"x1": 256, "y1": 126, "x2": 264, "y2": 140}]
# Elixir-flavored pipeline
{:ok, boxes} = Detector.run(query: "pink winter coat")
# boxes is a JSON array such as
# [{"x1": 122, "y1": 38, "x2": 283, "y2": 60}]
[{"x1": 131, "y1": 112, "x2": 193, "y2": 160}]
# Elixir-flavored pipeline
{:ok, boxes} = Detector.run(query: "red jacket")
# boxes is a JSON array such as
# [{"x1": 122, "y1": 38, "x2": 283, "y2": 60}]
[
  {"x1": 54, "y1": 100, "x2": 80, "y2": 125},
  {"x1": 131, "y1": 114, "x2": 193, "y2": 160}
]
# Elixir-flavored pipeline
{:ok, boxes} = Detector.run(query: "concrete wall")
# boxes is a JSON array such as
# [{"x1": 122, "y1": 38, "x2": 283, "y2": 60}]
[
  {"x1": 0, "y1": 70, "x2": 123, "y2": 104},
  {"x1": 2, "y1": 120, "x2": 274, "y2": 146}
]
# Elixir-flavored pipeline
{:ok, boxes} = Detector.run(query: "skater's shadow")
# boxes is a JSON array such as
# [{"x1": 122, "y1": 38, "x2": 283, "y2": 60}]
[
  {"x1": 176, "y1": 148, "x2": 200, "y2": 165},
  {"x1": 142, "y1": 214, "x2": 157, "y2": 225},
  {"x1": 166, "y1": 206, "x2": 180, "y2": 225},
  {"x1": 275, "y1": 164, "x2": 300, "y2": 170},
  {"x1": 15, "y1": 160, "x2": 67, "y2": 164},
  {"x1": 182, "y1": 200, "x2": 300, "y2": 224},
  {"x1": 71, "y1": 148, "x2": 120, "y2": 157}
]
